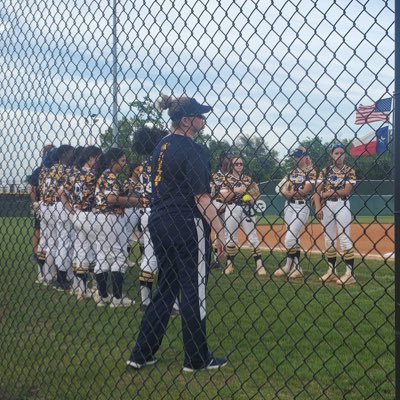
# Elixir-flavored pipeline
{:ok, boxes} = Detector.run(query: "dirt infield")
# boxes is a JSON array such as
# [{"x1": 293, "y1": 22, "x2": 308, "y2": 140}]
[{"x1": 238, "y1": 223, "x2": 394, "y2": 260}]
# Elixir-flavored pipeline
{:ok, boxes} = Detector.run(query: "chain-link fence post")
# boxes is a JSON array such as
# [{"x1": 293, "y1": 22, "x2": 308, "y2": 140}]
[{"x1": 394, "y1": 5, "x2": 400, "y2": 400}]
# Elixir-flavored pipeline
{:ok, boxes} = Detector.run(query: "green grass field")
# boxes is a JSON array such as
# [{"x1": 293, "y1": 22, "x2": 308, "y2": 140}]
[
  {"x1": 0, "y1": 217, "x2": 394, "y2": 399},
  {"x1": 257, "y1": 215, "x2": 394, "y2": 226}
]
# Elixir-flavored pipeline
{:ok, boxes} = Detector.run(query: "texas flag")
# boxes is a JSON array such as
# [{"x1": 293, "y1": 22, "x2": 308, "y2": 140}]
[{"x1": 350, "y1": 126, "x2": 389, "y2": 156}]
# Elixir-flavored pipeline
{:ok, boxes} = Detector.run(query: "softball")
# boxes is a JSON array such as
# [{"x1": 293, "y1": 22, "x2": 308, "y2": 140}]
[{"x1": 242, "y1": 194, "x2": 252, "y2": 202}]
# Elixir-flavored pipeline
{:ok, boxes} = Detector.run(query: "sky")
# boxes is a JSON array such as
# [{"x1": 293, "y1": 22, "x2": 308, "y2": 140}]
[{"x1": 0, "y1": 0, "x2": 395, "y2": 185}]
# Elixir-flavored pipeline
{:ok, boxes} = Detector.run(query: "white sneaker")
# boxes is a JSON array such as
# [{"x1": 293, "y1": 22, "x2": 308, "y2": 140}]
[
  {"x1": 91, "y1": 290, "x2": 102, "y2": 303},
  {"x1": 34, "y1": 275, "x2": 44, "y2": 284},
  {"x1": 320, "y1": 271, "x2": 339, "y2": 283},
  {"x1": 126, "y1": 356, "x2": 157, "y2": 369},
  {"x1": 96, "y1": 295, "x2": 111, "y2": 307},
  {"x1": 76, "y1": 290, "x2": 93, "y2": 301},
  {"x1": 256, "y1": 266, "x2": 267, "y2": 276},
  {"x1": 224, "y1": 264, "x2": 234, "y2": 275},
  {"x1": 273, "y1": 267, "x2": 288, "y2": 277},
  {"x1": 110, "y1": 296, "x2": 135, "y2": 308},
  {"x1": 288, "y1": 268, "x2": 303, "y2": 279},
  {"x1": 69, "y1": 287, "x2": 79, "y2": 296},
  {"x1": 336, "y1": 273, "x2": 356, "y2": 286}
]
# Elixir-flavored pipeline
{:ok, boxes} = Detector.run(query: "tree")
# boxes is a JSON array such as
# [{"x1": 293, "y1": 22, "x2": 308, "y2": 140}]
[
  {"x1": 99, "y1": 96, "x2": 166, "y2": 164},
  {"x1": 277, "y1": 134, "x2": 393, "y2": 181},
  {"x1": 349, "y1": 147, "x2": 393, "y2": 180},
  {"x1": 280, "y1": 136, "x2": 329, "y2": 174},
  {"x1": 231, "y1": 134, "x2": 282, "y2": 183},
  {"x1": 99, "y1": 98, "x2": 391, "y2": 182}
]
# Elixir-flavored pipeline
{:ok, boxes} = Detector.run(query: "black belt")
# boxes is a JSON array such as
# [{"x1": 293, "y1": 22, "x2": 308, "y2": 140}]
[
  {"x1": 327, "y1": 197, "x2": 348, "y2": 202},
  {"x1": 290, "y1": 199, "x2": 305, "y2": 204}
]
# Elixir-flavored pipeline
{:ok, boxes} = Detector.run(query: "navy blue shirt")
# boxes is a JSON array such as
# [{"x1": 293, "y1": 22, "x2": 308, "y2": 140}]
[
  {"x1": 150, "y1": 134, "x2": 211, "y2": 218},
  {"x1": 28, "y1": 166, "x2": 41, "y2": 187}
]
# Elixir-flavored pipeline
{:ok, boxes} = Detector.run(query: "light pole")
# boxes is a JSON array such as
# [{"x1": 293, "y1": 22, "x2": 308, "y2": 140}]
[
  {"x1": 85, "y1": 113, "x2": 99, "y2": 145},
  {"x1": 112, "y1": 0, "x2": 118, "y2": 146}
]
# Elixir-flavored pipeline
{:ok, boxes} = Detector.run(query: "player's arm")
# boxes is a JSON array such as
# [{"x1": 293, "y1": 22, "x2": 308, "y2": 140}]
[
  {"x1": 27, "y1": 184, "x2": 40, "y2": 215},
  {"x1": 281, "y1": 184, "x2": 295, "y2": 200},
  {"x1": 58, "y1": 187, "x2": 75, "y2": 214},
  {"x1": 220, "y1": 186, "x2": 235, "y2": 203},
  {"x1": 195, "y1": 192, "x2": 226, "y2": 260},
  {"x1": 246, "y1": 181, "x2": 261, "y2": 203},
  {"x1": 334, "y1": 183, "x2": 353, "y2": 198},
  {"x1": 28, "y1": 185, "x2": 37, "y2": 203},
  {"x1": 295, "y1": 181, "x2": 313, "y2": 197},
  {"x1": 321, "y1": 183, "x2": 353, "y2": 199},
  {"x1": 233, "y1": 183, "x2": 246, "y2": 196},
  {"x1": 106, "y1": 193, "x2": 144, "y2": 207},
  {"x1": 313, "y1": 177, "x2": 325, "y2": 220}
]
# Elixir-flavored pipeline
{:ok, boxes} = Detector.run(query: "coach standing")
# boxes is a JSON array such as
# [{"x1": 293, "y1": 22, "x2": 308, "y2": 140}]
[{"x1": 127, "y1": 94, "x2": 227, "y2": 372}]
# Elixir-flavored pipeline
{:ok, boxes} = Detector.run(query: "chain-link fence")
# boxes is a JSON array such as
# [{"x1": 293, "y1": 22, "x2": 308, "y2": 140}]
[{"x1": 0, "y1": 1, "x2": 395, "y2": 399}]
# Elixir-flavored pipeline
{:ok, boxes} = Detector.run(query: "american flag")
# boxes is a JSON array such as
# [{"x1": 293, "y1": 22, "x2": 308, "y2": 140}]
[{"x1": 355, "y1": 98, "x2": 392, "y2": 125}]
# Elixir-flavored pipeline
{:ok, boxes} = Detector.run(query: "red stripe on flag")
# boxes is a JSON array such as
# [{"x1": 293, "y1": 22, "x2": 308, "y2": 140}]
[
  {"x1": 355, "y1": 105, "x2": 390, "y2": 124},
  {"x1": 350, "y1": 141, "x2": 377, "y2": 156}
]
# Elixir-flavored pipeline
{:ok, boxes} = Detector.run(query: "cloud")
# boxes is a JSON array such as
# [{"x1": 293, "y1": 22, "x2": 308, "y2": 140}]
[{"x1": 0, "y1": 0, "x2": 395, "y2": 183}]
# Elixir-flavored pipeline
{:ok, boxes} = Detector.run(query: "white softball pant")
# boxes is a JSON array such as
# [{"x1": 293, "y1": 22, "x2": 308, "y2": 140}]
[
  {"x1": 284, "y1": 200, "x2": 310, "y2": 249},
  {"x1": 93, "y1": 213, "x2": 127, "y2": 274},
  {"x1": 121, "y1": 207, "x2": 141, "y2": 257},
  {"x1": 54, "y1": 202, "x2": 75, "y2": 272},
  {"x1": 39, "y1": 203, "x2": 58, "y2": 261},
  {"x1": 71, "y1": 209, "x2": 97, "y2": 271},
  {"x1": 322, "y1": 199, "x2": 353, "y2": 251},
  {"x1": 140, "y1": 208, "x2": 158, "y2": 274},
  {"x1": 224, "y1": 203, "x2": 260, "y2": 249}
]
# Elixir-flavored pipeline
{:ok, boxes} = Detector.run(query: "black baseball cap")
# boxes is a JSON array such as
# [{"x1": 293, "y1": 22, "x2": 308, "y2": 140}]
[
  {"x1": 170, "y1": 98, "x2": 213, "y2": 122},
  {"x1": 291, "y1": 146, "x2": 308, "y2": 158}
]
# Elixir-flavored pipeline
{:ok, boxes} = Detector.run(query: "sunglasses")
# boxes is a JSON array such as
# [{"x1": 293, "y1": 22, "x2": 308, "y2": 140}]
[
  {"x1": 234, "y1": 162, "x2": 243, "y2": 166},
  {"x1": 186, "y1": 114, "x2": 206, "y2": 120},
  {"x1": 332, "y1": 144, "x2": 345, "y2": 151}
]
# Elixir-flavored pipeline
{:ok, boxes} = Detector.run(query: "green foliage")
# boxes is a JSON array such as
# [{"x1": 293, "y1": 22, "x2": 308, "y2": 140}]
[
  {"x1": 350, "y1": 149, "x2": 393, "y2": 180},
  {"x1": 99, "y1": 96, "x2": 166, "y2": 165},
  {"x1": 100, "y1": 98, "x2": 282, "y2": 182},
  {"x1": 232, "y1": 134, "x2": 283, "y2": 182},
  {"x1": 100, "y1": 98, "x2": 393, "y2": 182},
  {"x1": 279, "y1": 135, "x2": 393, "y2": 180},
  {"x1": 195, "y1": 132, "x2": 283, "y2": 182}
]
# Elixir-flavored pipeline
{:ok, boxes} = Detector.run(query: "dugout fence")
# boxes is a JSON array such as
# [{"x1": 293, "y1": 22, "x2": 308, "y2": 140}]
[{"x1": 0, "y1": 1, "x2": 396, "y2": 399}]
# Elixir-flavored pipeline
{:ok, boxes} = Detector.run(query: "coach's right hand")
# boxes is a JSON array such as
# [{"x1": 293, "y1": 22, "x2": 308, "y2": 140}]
[{"x1": 214, "y1": 235, "x2": 226, "y2": 262}]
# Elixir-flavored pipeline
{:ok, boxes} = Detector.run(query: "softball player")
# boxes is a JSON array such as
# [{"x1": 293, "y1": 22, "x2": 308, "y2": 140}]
[
  {"x1": 209, "y1": 151, "x2": 233, "y2": 269},
  {"x1": 52, "y1": 145, "x2": 76, "y2": 291},
  {"x1": 223, "y1": 156, "x2": 266, "y2": 276},
  {"x1": 122, "y1": 163, "x2": 144, "y2": 266},
  {"x1": 210, "y1": 152, "x2": 234, "y2": 215},
  {"x1": 274, "y1": 146, "x2": 317, "y2": 279},
  {"x1": 27, "y1": 144, "x2": 54, "y2": 283},
  {"x1": 314, "y1": 144, "x2": 357, "y2": 285},
  {"x1": 93, "y1": 148, "x2": 143, "y2": 307},
  {"x1": 59, "y1": 146, "x2": 103, "y2": 300},
  {"x1": 38, "y1": 151, "x2": 58, "y2": 285},
  {"x1": 39, "y1": 145, "x2": 75, "y2": 289}
]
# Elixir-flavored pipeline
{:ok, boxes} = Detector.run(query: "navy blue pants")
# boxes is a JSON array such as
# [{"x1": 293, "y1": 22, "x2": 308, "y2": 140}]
[{"x1": 130, "y1": 213, "x2": 211, "y2": 369}]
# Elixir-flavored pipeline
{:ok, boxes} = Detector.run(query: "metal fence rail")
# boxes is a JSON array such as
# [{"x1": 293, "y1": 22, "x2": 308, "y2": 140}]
[{"x1": 0, "y1": 1, "x2": 395, "y2": 399}]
